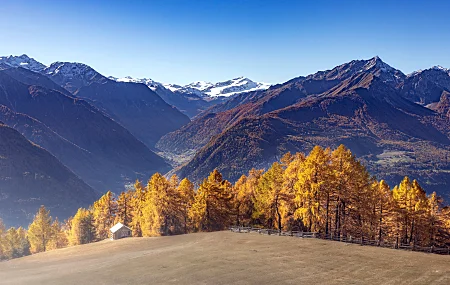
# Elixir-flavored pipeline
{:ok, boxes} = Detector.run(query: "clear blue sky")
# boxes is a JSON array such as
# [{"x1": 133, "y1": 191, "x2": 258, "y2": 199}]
[{"x1": 1, "y1": 0, "x2": 450, "y2": 85}]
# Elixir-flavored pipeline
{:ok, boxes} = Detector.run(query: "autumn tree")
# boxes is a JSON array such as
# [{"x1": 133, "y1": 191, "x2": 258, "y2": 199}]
[
  {"x1": 3, "y1": 227, "x2": 30, "y2": 259},
  {"x1": 373, "y1": 180, "x2": 394, "y2": 243},
  {"x1": 392, "y1": 177, "x2": 428, "y2": 245},
  {"x1": 115, "y1": 190, "x2": 133, "y2": 226},
  {"x1": 27, "y1": 205, "x2": 54, "y2": 253},
  {"x1": 294, "y1": 146, "x2": 332, "y2": 232},
  {"x1": 282, "y1": 153, "x2": 305, "y2": 230},
  {"x1": 92, "y1": 191, "x2": 117, "y2": 240},
  {"x1": 130, "y1": 180, "x2": 146, "y2": 237},
  {"x1": 0, "y1": 218, "x2": 5, "y2": 260},
  {"x1": 177, "y1": 178, "x2": 195, "y2": 233},
  {"x1": 189, "y1": 169, "x2": 233, "y2": 232},
  {"x1": 141, "y1": 173, "x2": 182, "y2": 236},
  {"x1": 254, "y1": 162, "x2": 288, "y2": 231},
  {"x1": 68, "y1": 208, "x2": 95, "y2": 245},
  {"x1": 47, "y1": 218, "x2": 68, "y2": 250}
]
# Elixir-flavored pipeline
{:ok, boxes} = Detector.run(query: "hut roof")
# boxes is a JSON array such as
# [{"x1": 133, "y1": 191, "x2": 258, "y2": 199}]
[{"x1": 110, "y1": 222, "x2": 131, "y2": 233}]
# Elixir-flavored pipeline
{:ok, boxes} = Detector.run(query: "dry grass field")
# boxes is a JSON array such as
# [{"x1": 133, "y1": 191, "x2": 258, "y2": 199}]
[{"x1": 0, "y1": 231, "x2": 449, "y2": 285}]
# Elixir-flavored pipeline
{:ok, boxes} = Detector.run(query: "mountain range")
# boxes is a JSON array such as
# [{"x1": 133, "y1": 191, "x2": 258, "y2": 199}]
[
  {"x1": 1, "y1": 54, "x2": 450, "y2": 226},
  {"x1": 159, "y1": 57, "x2": 450, "y2": 199}
]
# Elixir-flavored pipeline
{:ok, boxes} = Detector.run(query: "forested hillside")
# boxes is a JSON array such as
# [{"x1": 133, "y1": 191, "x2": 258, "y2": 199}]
[{"x1": 1, "y1": 145, "x2": 449, "y2": 261}]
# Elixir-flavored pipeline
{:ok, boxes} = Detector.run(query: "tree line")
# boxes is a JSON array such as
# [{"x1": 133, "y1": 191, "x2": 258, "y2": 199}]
[{"x1": 1, "y1": 145, "x2": 450, "y2": 260}]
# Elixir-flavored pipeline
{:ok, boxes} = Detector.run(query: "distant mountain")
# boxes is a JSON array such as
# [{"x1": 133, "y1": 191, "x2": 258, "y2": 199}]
[
  {"x1": 401, "y1": 67, "x2": 450, "y2": 105},
  {"x1": 165, "y1": 77, "x2": 271, "y2": 98},
  {"x1": 108, "y1": 76, "x2": 269, "y2": 117},
  {"x1": 157, "y1": 57, "x2": 404, "y2": 157},
  {"x1": 164, "y1": 57, "x2": 450, "y2": 197},
  {"x1": 0, "y1": 123, "x2": 97, "y2": 227},
  {"x1": 43, "y1": 62, "x2": 108, "y2": 93},
  {"x1": 0, "y1": 54, "x2": 46, "y2": 73},
  {"x1": 75, "y1": 80, "x2": 190, "y2": 148},
  {"x1": 0, "y1": 55, "x2": 191, "y2": 148},
  {"x1": 0, "y1": 69, "x2": 171, "y2": 194},
  {"x1": 108, "y1": 76, "x2": 221, "y2": 118}
]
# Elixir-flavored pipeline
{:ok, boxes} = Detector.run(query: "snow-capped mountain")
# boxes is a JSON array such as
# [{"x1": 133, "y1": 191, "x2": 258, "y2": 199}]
[
  {"x1": 0, "y1": 54, "x2": 47, "y2": 72},
  {"x1": 107, "y1": 76, "x2": 165, "y2": 91},
  {"x1": 43, "y1": 62, "x2": 106, "y2": 92},
  {"x1": 166, "y1": 77, "x2": 271, "y2": 97},
  {"x1": 108, "y1": 76, "x2": 271, "y2": 98},
  {"x1": 408, "y1": 65, "x2": 450, "y2": 77}
]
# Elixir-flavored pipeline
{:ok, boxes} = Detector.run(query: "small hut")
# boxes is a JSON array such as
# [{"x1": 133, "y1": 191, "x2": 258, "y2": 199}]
[{"x1": 110, "y1": 222, "x2": 132, "y2": 240}]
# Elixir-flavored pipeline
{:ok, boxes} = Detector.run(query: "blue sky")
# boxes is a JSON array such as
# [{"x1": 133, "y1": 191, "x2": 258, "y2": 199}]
[{"x1": 1, "y1": 0, "x2": 450, "y2": 84}]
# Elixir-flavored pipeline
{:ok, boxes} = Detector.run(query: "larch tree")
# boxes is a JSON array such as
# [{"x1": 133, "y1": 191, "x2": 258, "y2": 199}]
[
  {"x1": 189, "y1": 169, "x2": 233, "y2": 232},
  {"x1": 27, "y1": 205, "x2": 54, "y2": 253},
  {"x1": 374, "y1": 180, "x2": 394, "y2": 244},
  {"x1": 3, "y1": 227, "x2": 29, "y2": 259},
  {"x1": 177, "y1": 178, "x2": 195, "y2": 233},
  {"x1": 68, "y1": 208, "x2": 95, "y2": 245},
  {"x1": 141, "y1": 173, "x2": 182, "y2": 236},
  {"x1": 115, "y1": 190, "x2": 133, "y2": 226},
  {"x1": 253, "y1": 162, "x2": 287, "y2": 230},
  {"x1": 282, "y1": 153, "x2": 305, "y2": 230},
  {"x1": 0, "y1": 218, "x2": 5, "y2": 260},
  {"x1": 426, "y1": 192, "x2": 442, "y2": 246},
  {"x1": 47, "y1": 218, "x2": 68, "y2": 250},
  {"x1": 130, "y1": 180, "x2": 146, "y2": 237},
  {"x1": 392, "y1": 177, "x2": 427, "y2": 245},
  {"x1": 294, "y1": 146, "x2": 332, "y2": 233},
  {"x1": 92, "y1": 191, "x2": 117, "y2": 240}
]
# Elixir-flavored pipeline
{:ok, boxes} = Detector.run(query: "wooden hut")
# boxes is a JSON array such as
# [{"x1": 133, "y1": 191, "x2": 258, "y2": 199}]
[{"x1": 110, "y1": 222, "x2": 132, "y2": 240}]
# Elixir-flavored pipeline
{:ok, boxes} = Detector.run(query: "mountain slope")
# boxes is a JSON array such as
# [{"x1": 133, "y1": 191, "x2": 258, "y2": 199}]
[
  {"x1": 0, "y1": 123, "x2": 97, "y2": 227},
  {"x1": 175, "y1": 67, "x2": 450, "y2": 196},
  {"x1": 43, "y1": 62, "x2": 107, "y2": 93},
  {"x1": 157, "y1": 56, "x2": 403, "y2": 159},
  {"x1": 401, "y1": 67, "x2": 450, "y2": 105},
  {"x1": 0, "y1": 70, "x2": 170, "y2": 193},
  {"x1": 75, "y1": 80, "x2": 190, "y2": 148},
  {"x1": 108, "y1": 76, "x2": 256, "y2": 117}
]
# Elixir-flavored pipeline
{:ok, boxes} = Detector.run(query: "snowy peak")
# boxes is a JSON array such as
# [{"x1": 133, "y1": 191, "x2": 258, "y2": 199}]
[
  {"x1": 363, "y1": 56, "x2": 396, "y2": 72},
  {"x1": 43, "y1": 62, "x2": 107, "y2": 92},
  {"x1": 107, "y1": 76, "x2": 165, "y2": 91},
  {"x1": 167, "y1": 77, "x2": 270, "y2": 97},
  {"x1": 44, "y1": 62, "x2": 101, "y2": 80},
  {"x1": 0, "y1": 54, "x2": 47, "y2": 72},
  {"x1": 408, "y1": 65, "x2": 450, "y2": 77},
  {"x1": 108, "y1": 76, "x2": 271, "y2": 98}
]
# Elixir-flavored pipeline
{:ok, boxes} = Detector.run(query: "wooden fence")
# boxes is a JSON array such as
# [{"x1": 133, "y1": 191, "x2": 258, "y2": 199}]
[{"x1": 229, "y1": 226, "x2": 450, "y2": 255}]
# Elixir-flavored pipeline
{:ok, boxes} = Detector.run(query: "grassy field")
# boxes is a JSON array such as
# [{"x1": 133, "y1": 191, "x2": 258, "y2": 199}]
[{"x1": 1, "y1": 231, "x2": 449, "y2": 285}]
